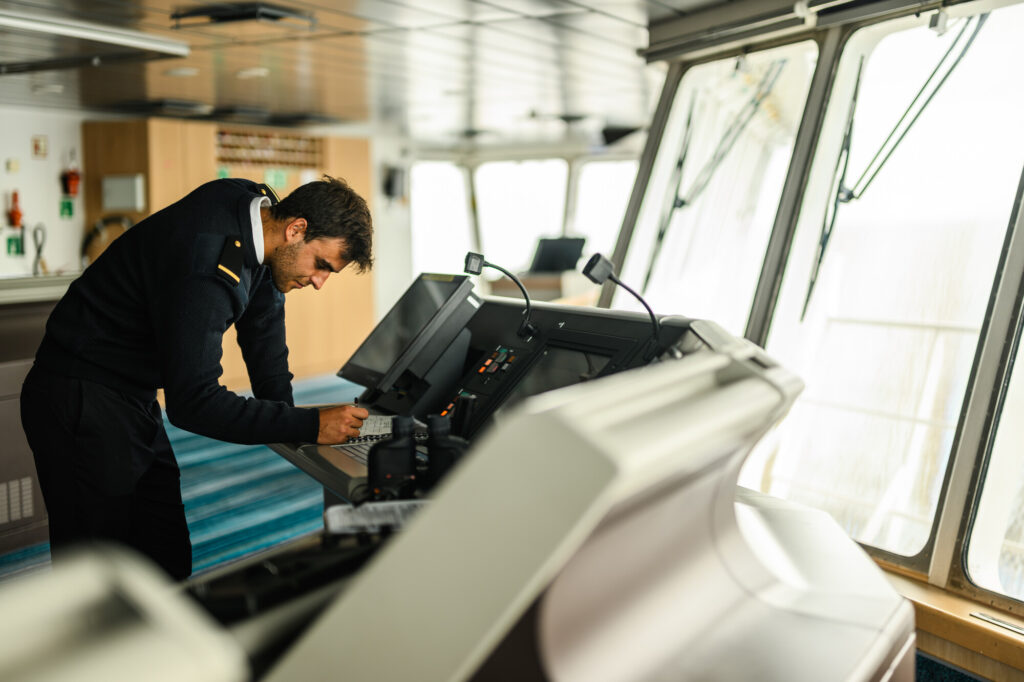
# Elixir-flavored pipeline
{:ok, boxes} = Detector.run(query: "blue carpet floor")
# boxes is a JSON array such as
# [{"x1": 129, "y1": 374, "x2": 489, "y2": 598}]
[{"x1": 0, "y1": 373, "x2": 361, "y2": 578}]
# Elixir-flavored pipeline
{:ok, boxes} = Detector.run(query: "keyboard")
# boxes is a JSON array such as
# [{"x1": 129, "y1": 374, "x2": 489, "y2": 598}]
[
  {"x1": 332, "y1": 441, "x2": 372, "y2": 465},
  {"x1": 331, "y1": 432, "x2": 430, "y2": 467}
]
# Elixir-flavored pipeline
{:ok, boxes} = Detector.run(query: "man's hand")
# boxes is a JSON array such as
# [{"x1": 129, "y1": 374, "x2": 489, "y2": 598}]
[{"x1": 317, "y1": 404, "x2": 370, "y2": 444}]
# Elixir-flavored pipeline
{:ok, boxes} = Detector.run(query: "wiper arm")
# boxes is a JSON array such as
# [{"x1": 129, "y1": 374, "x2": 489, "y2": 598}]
[
  {"x1": 642, "y1": 92, "x2": 696, "y2": 294},
  {"x1": 683, "y1": 59, "x2": 786, "y2": 205},
  {"x1": 800, "y1": 13, "x2": 988, "y2": 320},
  {"x1": 801, "y1": 56, "x2": 864, "y2": 321},
  {"x1": 642, "y1": 59, "x2": 786, "y2": 294},
  {"x1": 850, "y1": 13, "x2": 988, "y2": 199}
]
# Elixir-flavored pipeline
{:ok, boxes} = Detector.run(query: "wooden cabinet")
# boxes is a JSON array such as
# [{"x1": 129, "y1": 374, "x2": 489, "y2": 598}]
[
  {"x1": 82, "y1": 118, "x2": 218, "y2": 236},
  {"x1": 82, "y1": 119, "x2": 218, "y2": 266},
  {"x1": 82, "y1": 119, "x2": 375, "y2": 396}
]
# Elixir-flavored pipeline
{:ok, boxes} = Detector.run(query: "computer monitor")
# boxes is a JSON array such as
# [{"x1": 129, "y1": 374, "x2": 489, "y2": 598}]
[
  {"x1": 528, "y1": 237, "x2": 586, "y2": 273},
  {"x1": 339, "y1": 273, "x2": 479, "y2": 414}
]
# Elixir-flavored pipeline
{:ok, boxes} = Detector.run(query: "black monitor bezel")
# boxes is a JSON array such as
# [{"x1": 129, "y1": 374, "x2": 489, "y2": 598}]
[{"x1": 338, "y1": 273, "x2": 475, "y2": 394}]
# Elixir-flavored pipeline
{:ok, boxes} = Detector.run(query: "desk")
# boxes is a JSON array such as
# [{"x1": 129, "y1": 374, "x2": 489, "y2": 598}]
[
  {"x1": 487, "y1": 271, "x2": 597, "y2": 303},
  {"x1": 267, "y1": 441, "x2": 367, "y2": 502}
]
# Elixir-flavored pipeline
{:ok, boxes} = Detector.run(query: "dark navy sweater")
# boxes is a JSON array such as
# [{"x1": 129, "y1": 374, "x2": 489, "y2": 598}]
[{"x1": 35, "y1": 178, "x2": 319, "y2": 445}]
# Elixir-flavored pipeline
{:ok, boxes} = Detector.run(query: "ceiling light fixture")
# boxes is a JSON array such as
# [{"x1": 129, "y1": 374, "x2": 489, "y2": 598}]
[
  {"x1": 171, "y1": 3, "x2": 315, "y2": 30},
  {"x1": 212, "y1": 106, "x2": 271, "y2": 123},
  {"x1": 120, "y1": 99, "x2": 214, "y2": 117},
  {"x1": 0, "y1": 8, "x2": 189, "y2": 57}
]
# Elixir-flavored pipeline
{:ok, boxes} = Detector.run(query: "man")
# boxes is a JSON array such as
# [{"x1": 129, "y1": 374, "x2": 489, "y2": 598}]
[{"x1": 20, "y1": 176, "x2": 371, "y2": 580}]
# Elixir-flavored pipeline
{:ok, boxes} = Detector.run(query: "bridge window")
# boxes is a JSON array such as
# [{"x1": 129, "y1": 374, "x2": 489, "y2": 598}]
[
  {"x1": 410, "y1": 161, "x2": 474, "y2": 275},
  {"x1": 970, "y1": 339, "x2": 1024, "y2": 602},
  {"x1": 475, "y1": 159, "x2": 569, "y2": 272},
  {"x1": 617, "y1": 41, "x2": 818, "y2": 337},
  {"x1": 740, "y1": 4, "x2": 1024, "y2": 560},
  {"x1": 571, "y1": 159, "x2": 639, "y2": 259}
]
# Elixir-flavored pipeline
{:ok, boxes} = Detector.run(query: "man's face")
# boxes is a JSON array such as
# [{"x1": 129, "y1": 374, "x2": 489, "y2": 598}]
[{"x1": 268, "y1": 233, "x2": 349, "y2": 294}]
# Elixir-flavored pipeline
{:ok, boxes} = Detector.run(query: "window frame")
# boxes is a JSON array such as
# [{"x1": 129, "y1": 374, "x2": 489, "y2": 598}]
[
  {"x1": 612, "y1": 0, "x2": 1024, "y2": 615},
  {"x1": 936, "y1": 169, "x2": 1024, "y2": 606}
]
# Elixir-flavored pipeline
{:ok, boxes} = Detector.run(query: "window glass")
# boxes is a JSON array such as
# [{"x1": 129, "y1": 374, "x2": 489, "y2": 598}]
[
  {"x1": 969, "y1": 330, "x2": 1024, "y2": 600},
  {"x1": 739, "y1": 5, "x2": 1024, "y2": 557},
  {"x1": 475, "y1": 159, "x2": 569, "y2": 272},
  {"x1": 572, "y1": 160, "x2": 639, "y2": 258},
  {"x1": 617, "y1": 41, "x2": 818, "y2": 335},
  {"x1": 410, "y1": 161, "x2": 474, "y2": 275}
]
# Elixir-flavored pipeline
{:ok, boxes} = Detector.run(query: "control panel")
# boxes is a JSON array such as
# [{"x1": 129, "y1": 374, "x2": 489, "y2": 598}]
[
  {"x1": 357, "y1": 293, "x2": 697, "y2": 440},
  {"x1": 439, "y1": 343, "x2": 534, "y2": 438}
]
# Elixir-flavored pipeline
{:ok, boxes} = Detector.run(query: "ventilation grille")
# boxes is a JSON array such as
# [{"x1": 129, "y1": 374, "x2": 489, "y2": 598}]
[{"x1": 0, "y1": 478, "x2": 34, "y2": 524}]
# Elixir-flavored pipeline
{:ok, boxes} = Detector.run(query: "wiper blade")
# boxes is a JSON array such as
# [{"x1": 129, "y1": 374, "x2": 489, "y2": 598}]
[
  {"x1": 801, "y1": 56, "x2": 864, "y2": 321},
  {"x1": 800, "y1": 13, "x2": 988, "y2": 320},
  {"x1": 642, "y1": 92, "x2": 697, "y2": 294},
  {"x1": 642, "y1": 59, "x2": 786, "y2": 294},
  {"x1": 850, "y1": 13, "x2": 988, "y2": 199}
]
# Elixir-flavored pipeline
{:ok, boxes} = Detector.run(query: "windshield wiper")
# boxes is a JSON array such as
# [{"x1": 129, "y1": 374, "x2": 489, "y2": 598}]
[
  {"x1": 801, "y1": 56, "x2": 864, "y2": 320},
  {"x1": 642, "y1": 59, "x2": 786, "y2": 294},
  {"x1": 800, "y1": 14, "x2": 989, "y2": 320},
  {"x1": 642, "y1": 92, "x2": 696, "y2": 294},
  {"x1": 849, "y1": 13, "x2": 988, "y2": 199}
]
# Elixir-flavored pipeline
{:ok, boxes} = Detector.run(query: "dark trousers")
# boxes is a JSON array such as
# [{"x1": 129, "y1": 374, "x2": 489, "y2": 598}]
[{"x1": 20, "y1": 366, "x2": 192, "y2": 580}]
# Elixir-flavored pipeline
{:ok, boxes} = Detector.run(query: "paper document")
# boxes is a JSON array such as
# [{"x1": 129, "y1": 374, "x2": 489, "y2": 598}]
[{"x1": 350, "y1": 415, "x2": 428, "y2": 443}]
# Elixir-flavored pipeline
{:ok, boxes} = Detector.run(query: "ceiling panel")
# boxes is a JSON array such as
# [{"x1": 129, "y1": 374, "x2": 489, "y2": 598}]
[
  {"x1": 556, "y1": 0, "x2": 648, "y2": 25},
  {"x1": 295, "y1": 0, "x2": 468, "y2": 30},
  {"x1": 538, "y1": 10, "x2": 649, "y2": 48},
  {"x1": 372, "y1": 0, "x2": 520, "y2": 22},
  {"x1": 428, "y1": 20, "x2": 641, "y2": 78},
  {"x1": 0, "y1": 0, "x2": 669, "y2": 147}
]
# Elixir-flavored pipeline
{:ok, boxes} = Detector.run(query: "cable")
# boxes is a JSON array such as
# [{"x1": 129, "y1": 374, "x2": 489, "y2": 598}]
[{"x1": 464, "y1": 252, "x2": 538, "y2": 338}]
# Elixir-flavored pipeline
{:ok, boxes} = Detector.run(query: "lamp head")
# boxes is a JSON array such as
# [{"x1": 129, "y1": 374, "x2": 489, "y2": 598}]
[
  {"x1": 582, "y1": 253, "x2": 615, "y2": 284},
  {"x1": 464, "y1": 252, "x2": 485, "y2": 275}
]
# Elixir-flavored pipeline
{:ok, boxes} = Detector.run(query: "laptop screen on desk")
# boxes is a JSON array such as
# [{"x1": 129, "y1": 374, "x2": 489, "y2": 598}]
[{"x1": 528, "y1": 237, "x2": 585, "y2": 273}]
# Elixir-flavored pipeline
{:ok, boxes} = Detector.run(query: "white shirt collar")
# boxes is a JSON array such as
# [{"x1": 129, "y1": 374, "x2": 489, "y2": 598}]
[{"x1": 250, "y1": 195, "x2": 270, "y2": 265}]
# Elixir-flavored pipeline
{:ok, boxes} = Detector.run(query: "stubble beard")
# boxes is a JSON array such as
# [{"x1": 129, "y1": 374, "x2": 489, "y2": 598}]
[{"x1": 268, "y1": 240, "x2": 302, "y2": 293}]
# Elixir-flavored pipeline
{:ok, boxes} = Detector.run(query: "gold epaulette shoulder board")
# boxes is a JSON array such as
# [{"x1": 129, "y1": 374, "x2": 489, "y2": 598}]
[
  {"x1": 257, "y1": 183, "x2": 280, "y2": 205},
  {"x1": 217, "y1": 237, "x2": 244, "y2": 286}
]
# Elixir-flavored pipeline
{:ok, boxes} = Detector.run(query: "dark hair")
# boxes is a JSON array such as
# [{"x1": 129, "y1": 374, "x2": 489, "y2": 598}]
[{"x1": 271, "y1": 175, "x2": 373, "y2": 272}]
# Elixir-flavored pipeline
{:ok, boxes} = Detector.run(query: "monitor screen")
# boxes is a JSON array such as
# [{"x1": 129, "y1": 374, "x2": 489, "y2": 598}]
[{"x1": 339, "y1": 273, "x2": 474, "y2": 393}]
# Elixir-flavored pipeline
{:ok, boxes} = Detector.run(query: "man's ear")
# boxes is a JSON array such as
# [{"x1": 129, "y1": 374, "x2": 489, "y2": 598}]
[{"x1": 285, "y1": 218, "x2": 307, "y2": 243}]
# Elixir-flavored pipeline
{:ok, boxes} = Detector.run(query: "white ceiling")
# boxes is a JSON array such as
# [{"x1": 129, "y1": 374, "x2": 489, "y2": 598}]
[{"x1": 0, "y1": 0, "x2": 726, "y2": 147}]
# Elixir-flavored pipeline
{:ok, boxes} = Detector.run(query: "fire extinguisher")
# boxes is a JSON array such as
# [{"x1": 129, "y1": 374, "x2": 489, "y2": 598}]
[
  {"x1": 7, "y1": 190, "x2": 22, "y2": 228},
  {"x1": 6, "y1": 191, "x2": 24, "y2": 256},
  {"x1": 61, "y1": 149, "x2": 80, "y2": 197}
]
